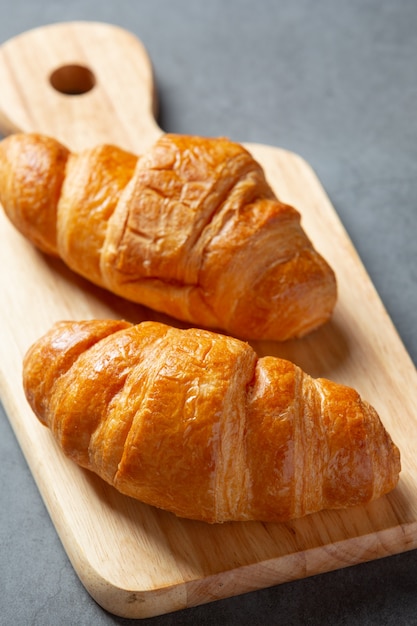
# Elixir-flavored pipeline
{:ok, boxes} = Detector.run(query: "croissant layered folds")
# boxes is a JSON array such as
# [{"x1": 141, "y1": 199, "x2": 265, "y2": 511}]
[
  {"x1": 23, "y1": 319, "x2": 400, "y2": 523},
  {"x1": 0, "y1": 132, "x2": 337, "y2": 340}
]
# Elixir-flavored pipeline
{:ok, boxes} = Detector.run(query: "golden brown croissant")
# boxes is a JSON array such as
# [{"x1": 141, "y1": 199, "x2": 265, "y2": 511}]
[
  {"x1": 23, "y1": 319, "x2": 400, "y2": 523},
  {"x1": 0, "y1": 132, "x2": 337, "y2": 340}
]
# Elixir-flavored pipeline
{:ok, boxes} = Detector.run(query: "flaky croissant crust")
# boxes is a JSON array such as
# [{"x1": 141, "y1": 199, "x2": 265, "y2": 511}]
[
  {"x1": 0, "y1": 132, "x2": 337, "y2": 340},
  {"x1": 23, "y1": 319, "x2": 400, "y2": 523}
]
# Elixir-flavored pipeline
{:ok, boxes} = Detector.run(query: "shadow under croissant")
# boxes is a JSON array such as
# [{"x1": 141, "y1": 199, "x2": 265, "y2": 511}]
[
  {"x1": 42, "y1": 253, "x2": 196, "y2": 328},
  {"x1": 43, "y1": 252, "x2": 349, "y2": 380},
  {"x1": 252, "y1": 317, "x2": 351, "y2": 380},
  {"x1": 80, "y1": 466, "x2": 411, "y2": 572}
]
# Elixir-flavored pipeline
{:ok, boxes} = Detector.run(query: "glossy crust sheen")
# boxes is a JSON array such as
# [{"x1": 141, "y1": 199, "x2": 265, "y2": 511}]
[
  {"x1": 0, "y1": 132, "x2": 337, "y2": 340},
  {"x1": 23, "y1": 319, "x2": 400, "y2": 523}
]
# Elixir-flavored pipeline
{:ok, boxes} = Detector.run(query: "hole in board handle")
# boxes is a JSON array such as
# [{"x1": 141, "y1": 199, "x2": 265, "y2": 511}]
[{"x1": 49, "y1": 64, "x2": 96, "y2": 95}]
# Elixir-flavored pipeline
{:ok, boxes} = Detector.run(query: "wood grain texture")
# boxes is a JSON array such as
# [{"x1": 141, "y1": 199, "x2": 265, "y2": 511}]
[{"x1": 0, "y1": 21, "x2": 416, "y2": 619}]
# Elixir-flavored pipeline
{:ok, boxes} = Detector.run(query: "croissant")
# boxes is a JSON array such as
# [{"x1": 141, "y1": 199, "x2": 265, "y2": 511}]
[
  {"x1": 23, "y1": 319, "x2": 400, "y2": 523},
  {"x1": 0, "y1": 132, "x2": 337, "y2": 340}
]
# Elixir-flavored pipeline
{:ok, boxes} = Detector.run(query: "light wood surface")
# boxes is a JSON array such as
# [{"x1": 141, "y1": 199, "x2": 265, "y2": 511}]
[{"x1": 0, "y1": 22, "x2": 416, "y2": 619}]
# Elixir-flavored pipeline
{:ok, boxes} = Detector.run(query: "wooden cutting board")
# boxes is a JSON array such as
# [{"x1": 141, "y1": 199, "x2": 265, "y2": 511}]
[{"x1": 0, "y1": 21, "x2": 416, "y2": 620}]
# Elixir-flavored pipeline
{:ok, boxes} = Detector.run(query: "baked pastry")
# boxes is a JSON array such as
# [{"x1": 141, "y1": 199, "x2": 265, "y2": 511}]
[
  {"x1": 23, "y1": 319, "x2": 400, "y2": 523},
  {"x1": 0, "y1": 132, "x2": 337, "y2": 340}
]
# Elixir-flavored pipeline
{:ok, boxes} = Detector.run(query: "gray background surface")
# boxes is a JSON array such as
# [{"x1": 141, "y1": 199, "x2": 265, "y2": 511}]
[{"x1": 1, "y1": 1, "x2": 416, "y2": 624}]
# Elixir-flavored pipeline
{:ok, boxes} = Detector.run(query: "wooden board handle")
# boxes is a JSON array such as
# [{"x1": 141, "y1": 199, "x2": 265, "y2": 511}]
[{"x1": 0, "y1": 21, "x2": 163, "y2": 152}]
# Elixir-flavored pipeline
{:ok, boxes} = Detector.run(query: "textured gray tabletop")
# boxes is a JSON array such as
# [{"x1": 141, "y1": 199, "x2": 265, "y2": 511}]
[{"x1": 1, "y1": 1, "x2": 416, "y2": 624}]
